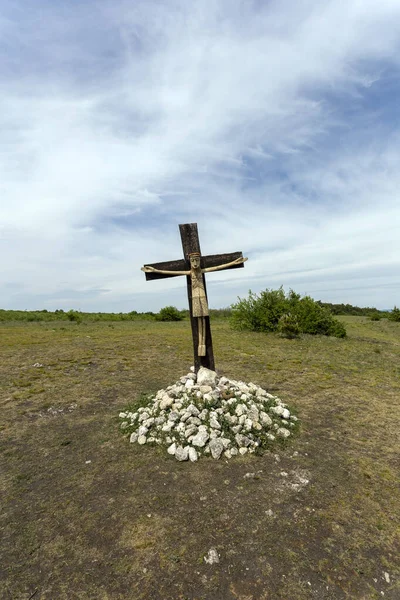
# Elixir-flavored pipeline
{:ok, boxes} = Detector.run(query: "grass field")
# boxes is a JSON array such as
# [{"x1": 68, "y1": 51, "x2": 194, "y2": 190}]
[{"x1": 1, "y1": 316, "x2": 399, "y2": 599}]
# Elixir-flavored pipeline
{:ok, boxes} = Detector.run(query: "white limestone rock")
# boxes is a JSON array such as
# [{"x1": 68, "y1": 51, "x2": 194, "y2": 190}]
[
  {"x1": 204, "y1": 547, "x2": 220, "y2": 564},
  {"x1": 200, "y1": 385, "x2": 213, "y2": 394},
  {"x1": 167, "y1": 442, "x2": 177, "y2": 455},
  {"x1": 248, "y1": 406, "x2": 259, "y2": 422},
  {"x1": 277, "y1": 427, "x2": 291, "y2": 439},
  {"x1": 185, "y1": 425, "x2": 198, "y2": 438},
  {"x1": 160, "y1": 396, "x2": 174, "y2": 410},
  {"x1": 168, "y1": 411, "x2": 180, "y2": 422},
  {"x1": 209, "y1": 416, "x2": 221, "y2": 430},
  {"x1": 244, "y1": 418, "x2": 253, "y2": 432},
  {"x1": 186, "y1": 403, "x2": 200, "y2": 417},
  {"x1": 192, "y1": 430, "x2": 210, "y2": 448},
  {"x1": 235, "y1": 434, "x2": 251, "y2": 447},
  {"x1": 209, "y1": 438, "x2": 224, "y2": 459},
  {"x1": 260, "y1": 412, "x2": 273, "y2": 426},
  {"x1": 235, "y1": 404, "x2": 245, "y2": 416},
  {"x1": 175, "y1": 446, "x2": 189, "y2": 461},
  {"x1": 188, "y1": 447, "x2": 198, "y2": 462},
  {"x1": 138, "y1": 412, "x2": 150, "y2": 423},
  {"x1": 270, "y1": 405, "x2": 285, "y2": 416},
  {"x1": 197, "y1": 367, "x2": 218, "y2": 387}
]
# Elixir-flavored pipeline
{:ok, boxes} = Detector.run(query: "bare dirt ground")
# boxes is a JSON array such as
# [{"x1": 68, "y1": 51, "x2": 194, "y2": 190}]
[{"x1": 1, "y1": 317, "x2": 399, "y2": 599}]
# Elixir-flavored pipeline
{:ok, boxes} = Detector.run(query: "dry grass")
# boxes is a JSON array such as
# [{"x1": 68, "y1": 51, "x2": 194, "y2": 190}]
[{"x1": 0, "y1": 316, "x2": 399, "y2": 599}]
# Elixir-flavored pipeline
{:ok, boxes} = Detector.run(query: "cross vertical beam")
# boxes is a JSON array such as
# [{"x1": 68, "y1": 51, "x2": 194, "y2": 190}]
[{"x1": 179, "y1": 223, "x2": 215, "y2": 372}]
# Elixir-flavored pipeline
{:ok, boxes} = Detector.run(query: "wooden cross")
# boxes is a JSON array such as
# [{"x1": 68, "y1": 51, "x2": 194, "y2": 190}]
[{"x1": 141, "y1": 223, "x2": 247, "y2": 373}]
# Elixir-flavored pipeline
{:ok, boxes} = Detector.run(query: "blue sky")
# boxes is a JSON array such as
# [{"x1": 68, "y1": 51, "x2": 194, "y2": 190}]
[{"x1": 1, "y1": 0, "x2": 400, "y2": 312}]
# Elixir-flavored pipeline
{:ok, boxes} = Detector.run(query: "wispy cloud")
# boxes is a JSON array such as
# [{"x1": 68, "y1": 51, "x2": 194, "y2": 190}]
[{"x1": 1, "y1": 0, "x2": 400, "y2": 310}]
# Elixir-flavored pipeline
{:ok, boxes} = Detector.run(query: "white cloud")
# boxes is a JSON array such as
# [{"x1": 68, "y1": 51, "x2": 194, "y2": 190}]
[{"x1": 1, "y1": 0, "x2": 400, "y2": 310}]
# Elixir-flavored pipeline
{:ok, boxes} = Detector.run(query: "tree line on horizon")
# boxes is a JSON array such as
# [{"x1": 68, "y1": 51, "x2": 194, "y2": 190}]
[{"x1": 0, "y1": 297, "x2": 397, "y2": 324}]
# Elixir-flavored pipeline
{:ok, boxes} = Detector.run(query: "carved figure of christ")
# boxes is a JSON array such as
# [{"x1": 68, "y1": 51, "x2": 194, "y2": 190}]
[{"x1": 141, "y1": 223, "x2": 247, "y2": 372}]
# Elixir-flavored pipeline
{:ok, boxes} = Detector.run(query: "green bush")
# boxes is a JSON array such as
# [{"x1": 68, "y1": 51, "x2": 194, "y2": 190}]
[
  {"x1": 231, "y1": 287, "x2": 346, "y2": 338},
  {"x1": 277, "y1": 312, "x2": 300, "y2": 338},
  {"x1": 369, "y1": 314, "x2": 381, "y2": 321},
  {"x1": 389, "y1": 306, "x2": 400, "y2": 322},
  {"x1": 156, "y1": 306, "x2": 183, "y2": 322},
  {"x1": 67, "y1": 310, "x2": 82, "y2": 324},
  {"x1": 229, "y1": 288, "x2": 288, "y2": 332}
]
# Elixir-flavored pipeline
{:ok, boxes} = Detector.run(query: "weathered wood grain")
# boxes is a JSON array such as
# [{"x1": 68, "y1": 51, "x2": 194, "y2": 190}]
[{"x1": 143, "y1": 252, "x2": 244, "y2": 281}]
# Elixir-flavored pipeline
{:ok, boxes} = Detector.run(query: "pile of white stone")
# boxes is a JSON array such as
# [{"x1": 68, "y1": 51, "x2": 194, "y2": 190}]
[{"x1": 119, "y1": 367, "x2": 298, "y2": 462}]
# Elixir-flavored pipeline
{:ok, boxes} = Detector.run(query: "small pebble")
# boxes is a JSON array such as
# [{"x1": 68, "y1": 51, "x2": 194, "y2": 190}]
[{"x1": 204, "y1": 547, "x2": 219, "y2": 564}]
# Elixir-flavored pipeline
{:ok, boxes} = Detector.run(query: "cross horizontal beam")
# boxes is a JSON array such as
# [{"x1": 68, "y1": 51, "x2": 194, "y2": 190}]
[{"x1": 143, "y1": 251, "x2": 244, "y2": 281}]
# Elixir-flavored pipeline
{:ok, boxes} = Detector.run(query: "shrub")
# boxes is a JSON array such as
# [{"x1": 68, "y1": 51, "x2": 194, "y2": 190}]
[
  {"x1": 67, "y1": 310, "x2": 82, "y2": 324},
  {"x1": 369, "y1": 314, "x2": 381, "y2": 321},
  {"x1": 277, "y1": 313, "x2": 300, "y2": 338},
  {"x1": 294, "y1": 295, "x2": 346, "y2": 337},
  {"x1": 230, "y1": 288, "x2": 288, "y2": 332},
  {"x1": 389, "y1": 306, "x2": 400, "y2": 322},
  {"x1": 156, "y1": 306, "x2": 183, "y2": 322},
  {"x1": 231, "y1": 287, "x2": 346, "y2": 338}
]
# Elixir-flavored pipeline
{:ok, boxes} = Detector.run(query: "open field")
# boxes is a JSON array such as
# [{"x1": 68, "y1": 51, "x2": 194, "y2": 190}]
[{"x1": 1, "y1": 316, "x2": 399, "y2": 599}]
